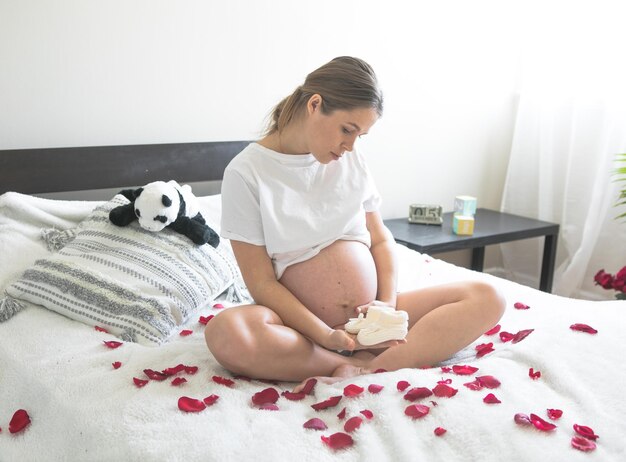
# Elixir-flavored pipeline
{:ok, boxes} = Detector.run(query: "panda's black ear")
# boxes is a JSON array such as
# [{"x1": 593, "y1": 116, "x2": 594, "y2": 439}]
[
  {"x1": 134, "y1": 187, "x2": 144, "y2": 198},
  {"x1": 162, "y1": 194, "x2": 172, "y2": 207}
]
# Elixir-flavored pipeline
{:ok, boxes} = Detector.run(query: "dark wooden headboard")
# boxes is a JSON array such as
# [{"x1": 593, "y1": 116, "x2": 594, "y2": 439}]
[{"x1": 0, "y1": 140, "x2": 249, "y2": 195}]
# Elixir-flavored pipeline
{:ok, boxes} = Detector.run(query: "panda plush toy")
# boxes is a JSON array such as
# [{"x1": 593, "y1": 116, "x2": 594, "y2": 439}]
[{"x1": 109, "y1": 180, "x2": 219, "y2": 247}]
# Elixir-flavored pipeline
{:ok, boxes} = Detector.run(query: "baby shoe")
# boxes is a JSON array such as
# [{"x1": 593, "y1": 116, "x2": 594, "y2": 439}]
[
  {"x1": 344, "y1": 305, "x2": 396, "y2": 334},
  {"x1": 344, "y1": 305, "x2": 409, "y2": 345},
  {"x1": 357, "y1": 322, "x2": 408, "y2": 346}
]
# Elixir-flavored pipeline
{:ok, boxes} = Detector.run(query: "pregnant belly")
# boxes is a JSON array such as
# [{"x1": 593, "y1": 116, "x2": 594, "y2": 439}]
[{"x1": 279, "y1": 240, "x2": 378, "y2": 328}]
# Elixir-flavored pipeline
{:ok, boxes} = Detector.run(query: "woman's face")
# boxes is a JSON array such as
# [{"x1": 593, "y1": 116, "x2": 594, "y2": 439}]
[{"x1": 304, "y1": 96, "x2": 379, "y2": 164}]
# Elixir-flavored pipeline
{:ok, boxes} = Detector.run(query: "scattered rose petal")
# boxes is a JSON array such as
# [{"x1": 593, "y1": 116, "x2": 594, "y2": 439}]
[
  {"x1": 514, "y1": 302, "x2": 530, "y2": 310},
  {"x1": 452, "y1": 365, "x2": 479, "y2": 375},
  {"x1": 8, "y1": 409, "x2": 31, "y2": 434},
  {"x1": 397, "y1": 380, "x2": 411, "y2": 391},
  {"x1": 162, "y1": 364, "x2": 186, "y2": 376},
  {"x1": 547, "y1": 409, "x2": 562, "y2": 420},
  {"x1": 530, "y1": 413, "x2": 557, "y2": 431},
  {"x1": 94, "y1": 326, "x2": 109, "y2": 333},
  {"x1": 529, "y1": 368, "x2": 541, "y2": 380},
  {"x1": 499, "y1": 332, "x2": 514, "y2": 342},
  {"x1": 103, "y1": 340, "x2": 123, "y2": 349},
  {"x1": 303, "y1": 418, "x2": 327, "y2": 430},
  {"x1": 344, "y1": 416, "x2": 363, "y2": 433},
  {"x1": 360, "y1": 409, "x2": 374, "y2": 420},
  {"x1": 258, "y1": 403, "x2": 279, "y2": 411},
  {"x1": 178, "y1": 396, "x2": 206, "y2": 412},
  {"x1": 512, "y1": 329, "x2": 534, "y2": 344},
  {"x1": 434, "y1": 427, "x2": 447, "y2": 436},
  {"x1": 203, "y1": 394, "x2": 219, "y2": 406},
  {"x1": 184, "y1": 366, "x2": 199, "y2": 375},
  {"x1": 368, "y1": 384, "x2": 384, "y2": 394},
  {"x1": 337, "y1": 407, "x2": 346, "y2": 420},
  {"x1": 343, "y1": 384, "x2": 364, "y2": 397},
  {"x1": 179, "y1": 329, "x2": 193, "y2": 336},
  {"x1": 144, "y1": 369, "x2": 168, "y2": 381},
  {"x1": 133, "y1": 377, "x2": 148, "y2": 388},
  {"x1": 112, "y1": 361, "x2": 122, "y2": 369},
  {"x1": 405, "y1": 404, "x2": 430, "y2": 419},
  {"x1": 570, "y1": 324, "x2": 598, "y2": 334},
  {"x1": 311, "y1": 395, "x2": 343, "y2": 411},
  {"x1": 374, "y1": 368, "x2": 387, "y2": 374},
  {"x1": 440, "y1": 366, "x2": 452, "y2": 373},
  {"x1": 432, "y1": 383, "x2": 458, "y2": 398},
  {"x1": 212, "y1": 303, "x2": 225, "y2": 309},
  {"x1": 573, "y1": 424, "x2": 599, "y2": 440},
  {"x1": 483, "y1": 393, "x2": 501, "y2": 404},
  {"x1": 571, "y1": 436, "x2": 597, "y2": 452},
  {"x1": 484, "y1": 324, "x2": 501, "y2": 335},
  {"x1": 476, "y1": 375, "x2": 501, "y2": 389},
  {"x1": 476, "y1": 342, "x2": 495, "y2": 358},
  {"x1": 321, "y1": 432, "x2": 353, "y2": 450},
  {"x1": 171, "y1": 377, "x2": 187, "y2": 386},
  {"x1": 252, "y1": 387, "x2": 280, "y2": 406},
  {"x1": 212, "y1": 375, "x2": 235, "y2": 387},
  {"x1": 438, "y1": 378, "x2": 452, "y2": 385},
  {"x1": 302, "y1": 378, "x2": 317, "y2": 395},
  {"x1": 282, "y1": 391, "x2": 306, "y2": 401},
  {"x1": 463, "y1": 379, "x2": 482, "y2": 391},
  {"x1": 404, "y1": 387, "x2": 433, "y2": 401},
  {"x1": 514, "y1": 413, "x2": 531, "y2": 426},
  {"x1": 199, "y1": 315, "x2": 214, "y2": 325}
]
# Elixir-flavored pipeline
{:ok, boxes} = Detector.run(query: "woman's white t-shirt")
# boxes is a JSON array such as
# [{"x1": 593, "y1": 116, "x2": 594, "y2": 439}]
[{"x1": 220, "y1": 142, "x2": 381, "y2": 279}]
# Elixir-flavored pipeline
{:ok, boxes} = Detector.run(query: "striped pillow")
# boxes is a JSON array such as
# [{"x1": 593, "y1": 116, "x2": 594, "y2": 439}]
[{"x1": 4, "y1": 194, "x2": 240, "y2": 345}]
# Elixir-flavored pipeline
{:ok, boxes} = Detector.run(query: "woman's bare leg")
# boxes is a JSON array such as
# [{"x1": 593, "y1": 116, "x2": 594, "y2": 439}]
[
  {"x1": 205, "y1": 304, "x2": 367, "y2": 382},
  {"x1": 370, "y1": 280, "x2": 505, "y2": 371}
]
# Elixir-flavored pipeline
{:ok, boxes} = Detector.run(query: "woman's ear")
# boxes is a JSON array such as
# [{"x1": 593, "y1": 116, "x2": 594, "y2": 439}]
[{"x1": 307, "y1": 94, "x2": 323, "y2": 114}]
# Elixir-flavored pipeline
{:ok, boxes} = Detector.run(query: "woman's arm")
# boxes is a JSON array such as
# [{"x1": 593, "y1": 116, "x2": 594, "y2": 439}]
[
  {"x1": 366, "y1": 211, "x2": 399, "y2": 307},
  {"x1": 230, "y1": 240, "x2": 355, "y2": 351}
]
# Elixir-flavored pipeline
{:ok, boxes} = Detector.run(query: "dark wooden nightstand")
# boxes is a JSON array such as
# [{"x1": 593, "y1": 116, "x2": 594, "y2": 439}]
[{"x1": 384, "y1": 208, "x2": 559, "y2": 293}]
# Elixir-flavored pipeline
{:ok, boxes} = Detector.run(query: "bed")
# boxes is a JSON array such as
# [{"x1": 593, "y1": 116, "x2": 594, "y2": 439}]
[{"x1": 0, "y1": 141, "x2": 624, "y2": 461}]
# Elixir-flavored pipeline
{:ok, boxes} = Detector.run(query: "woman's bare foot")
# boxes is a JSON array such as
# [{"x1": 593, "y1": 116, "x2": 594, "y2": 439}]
[{"x1": 292, "y1": 352, "x2": 375, "y2": 393}]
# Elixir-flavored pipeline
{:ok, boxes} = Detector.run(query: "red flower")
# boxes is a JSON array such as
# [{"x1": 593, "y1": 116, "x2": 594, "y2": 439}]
[
  {"x1": 594, "y1": 269, "x2": 614, "y2": 289},
  {"x1": 321, "y1": 432, "x2": 353, "y2": 450},
  {"x1": 9, "y1": 409, "x2": 31, "y2": 434}
]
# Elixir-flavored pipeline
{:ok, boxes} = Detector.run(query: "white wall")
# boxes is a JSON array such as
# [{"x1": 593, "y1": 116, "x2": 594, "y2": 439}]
[{"x1": 0, "y1": 0, "x2": 521, "y2": 266}]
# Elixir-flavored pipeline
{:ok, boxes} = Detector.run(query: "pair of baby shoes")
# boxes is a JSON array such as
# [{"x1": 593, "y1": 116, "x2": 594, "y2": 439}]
[{"x1": 344, "y1": 305, "x2": 409, "y2": 346}]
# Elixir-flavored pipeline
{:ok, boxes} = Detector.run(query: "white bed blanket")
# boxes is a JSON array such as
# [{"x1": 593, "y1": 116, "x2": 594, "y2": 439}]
[{"x1": 1, "y1": 193, "x2": 625, "y2": 461}]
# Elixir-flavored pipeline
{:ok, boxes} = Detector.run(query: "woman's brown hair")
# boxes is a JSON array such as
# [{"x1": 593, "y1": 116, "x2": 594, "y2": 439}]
[{"x1": 264, "y1": 56, "x2": 383, "y2": 135}]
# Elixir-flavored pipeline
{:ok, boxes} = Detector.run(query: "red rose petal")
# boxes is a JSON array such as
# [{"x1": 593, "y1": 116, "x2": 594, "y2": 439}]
[
  {"x1": 463, "y1": 379, "x2": 483, "y2": 391},
  {"x1": 499, "y1": 331, "x2": 514, "y2": 342},
  {"x1": 171, "y1": 377, "x2": 187, "y2": 386},
  {"x1": 282, "y1": 391, "x2": 306, "y2": 401},
  {"x1": 103, "y1": 340, "x2": 123, "y2": 349},
  {"x1": 212, "y1": 303, "x2": 225, "y2": 309},
  {"x1": 94, "y1": 326, "x2": 109, "y2": 333},
  {"x1": 514, "y1": 413, "x2": 531, "y2": 426},
  {"x1": 258, "y1": 403, "x2": 279, "y2": 411},
  {"x1": 144, "y1": 369, "x2": 168, "y2": 381},
  {"x1": 344, "y1": 416, "x2": 363, "y2": 433},
  {"x1": 512, "y1": 329, "x2": 534, "y2": 344},
  {"x1": 452, "y1": 365, "x2": 479, "y2": 375},
  {"x1": 212, "y1": 375, "x2": 235, "y2": 387},
  {"x1": 343, "y1": 384, "x2": 364, "y2": 397},
  {"x1": 432, "y1": 383, "x2": 458, "y2": 398},
  {"x1": 405, "y1": 404, "x2": 430, "y2": 419},
  {"x1": 133, "y1": 377, "x2": 149, "y2": 388},
  {"x1": 311, "y1": 395, "x2": 342, "y2": 411},
  {"x1": 303, "y1": 418, "x2": 327, "y2": 430},
  {"x1": 112, "y1": 361, "x2": 122, "y2": 369},
  {"x1": 475, "y1": 342, "x2": 495, "y2": 358},
  {"x1": 397, "y1": 380, "x2": 410, "y2": 391},
  {"x1": 178, "y1": 396, "x2": 206, "y2": 412},
  {"x1": 179, "y1": 329, "x2": 193, "y2": 336},
  {"x1": 440, "y1": 366, "x2": 452, "y2": 373},
  {"x1": 8, "y1": 409, "x2": 31, "y2": 434},
  {"x1": 514, "y1": 302, "x2": 530, "y2": 310},
  {"x1": 162, "y1": 364, "x2": 186, "y2": 376},
  {"x1": 530, "y1": 413, "x2": 557, "y2": 431},
  {"x1": 321, "y1": 432, "x2": 353, "y2": 450},
  {"x1": 368, "y1": 384, "x2": 384, "y2": 394},
  {"x1": 573, "y1": 424, "x2": 599, "y2": 440},
  {"x1": 570, "y1": 323, "x2": 598, "y2": 334},
  {"x1": 547, "y1": 409, "x2": 562, "y2": 420},
  {"x1": 337, "y1": 407, "x2": 346, "y2": 420},
  {"x1": 199, "y1": 315, "x2": 214, "y2": 325},
  {"x1": 252, "y1": 387, "x2": 280, "y2": 406},
  {"x1": 184, "y1": 366, "x2": 199, "y2": 375},
  {"x1": 529, "y1": 368, "x2": 541, "y2": 380},
  {"x1": 360, "y1": 409, "x2": 374, "y2": 420},
  {"x1": 301, "y1": 378, "x2": 317, "y2": 395},
  {"x1": 374, "y1": 368, "x2": 387, "y2": 374},
  {"x1": 483, "y1": 393, "x2": 501, "y2": 404},
  {"x1": 476, "y1": 375, "x2": 501, "y2": 389},
  {"x1": 404, "y1": 387, "x2": 433, "y2": 401},
  {"x1": 484, "y1": 324, "x2": 501, "y2": 335},
  {"x1": 434, "y1": 427, "x2": 447, "y2": 436},
  {"x1": 203, "y1": 394, "x2": 219, "y2": 406},
  {"x1": 571, "y1": 436, "x2": 597, "y2": 452}
]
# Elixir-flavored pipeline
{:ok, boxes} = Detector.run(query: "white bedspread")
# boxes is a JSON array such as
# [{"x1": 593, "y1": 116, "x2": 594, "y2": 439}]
[{"x1": 1, "y1": 192, "x2": 625, "y2": 461}]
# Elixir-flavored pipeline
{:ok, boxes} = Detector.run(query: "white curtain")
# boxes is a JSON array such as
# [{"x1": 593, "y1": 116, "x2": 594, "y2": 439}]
[{"x1": 499, "y1": 8, "x2": 626, "y2": 300}]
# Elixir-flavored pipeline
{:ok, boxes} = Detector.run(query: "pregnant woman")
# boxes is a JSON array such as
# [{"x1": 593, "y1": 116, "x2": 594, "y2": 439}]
[{"x1": 205, "y1": 56, "x2": 505, "y2": 386}]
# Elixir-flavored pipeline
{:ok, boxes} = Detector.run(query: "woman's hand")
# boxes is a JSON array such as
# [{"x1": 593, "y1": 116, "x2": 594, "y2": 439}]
[{"x1": 321, "y1": 327, "x2": 406, "y2": 352}]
